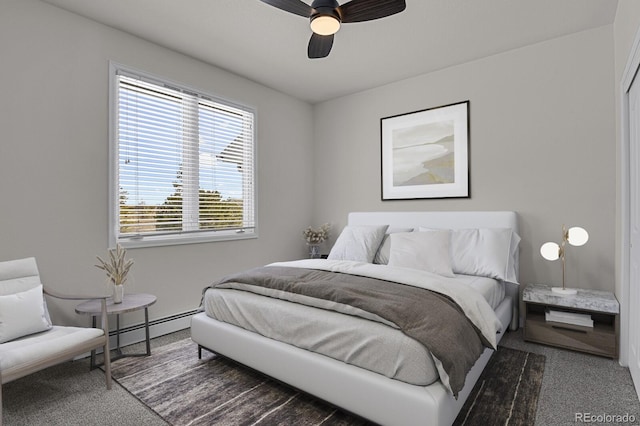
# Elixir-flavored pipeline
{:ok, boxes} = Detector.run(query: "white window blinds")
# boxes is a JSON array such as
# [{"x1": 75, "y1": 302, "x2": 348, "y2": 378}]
[{"x1": 111, "y1": 65, "x2": 256, "y2": 247}]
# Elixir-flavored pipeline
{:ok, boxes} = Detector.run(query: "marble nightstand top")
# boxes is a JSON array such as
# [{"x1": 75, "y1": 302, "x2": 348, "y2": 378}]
[{"x1": 523, "y1": 284, "x2": 619, "y2": 314}]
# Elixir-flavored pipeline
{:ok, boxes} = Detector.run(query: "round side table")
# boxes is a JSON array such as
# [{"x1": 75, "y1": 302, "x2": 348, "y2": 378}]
[{"x1": 76, "y1": 293, "x2": 157, "y2": 368}]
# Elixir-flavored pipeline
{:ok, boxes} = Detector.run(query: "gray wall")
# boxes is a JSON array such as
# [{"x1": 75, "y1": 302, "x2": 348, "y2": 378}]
[
  {"x1": 0, "y1": 0, "x2": 628, "y2": 329},
  {"x1": 313, "y1": 26, "x2": 616, "y2": 293},
  {"x1": 0, "y1": 0, "x2": 315, "y2": 326}
]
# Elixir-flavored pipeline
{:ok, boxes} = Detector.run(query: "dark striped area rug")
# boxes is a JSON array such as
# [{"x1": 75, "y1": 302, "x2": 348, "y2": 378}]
[
  {"x1": 110, "y1": 339, "x2": 544, "y2": 426},
  {"x1": 453, "y1": 346, "x2": 545, "y2": 426}
]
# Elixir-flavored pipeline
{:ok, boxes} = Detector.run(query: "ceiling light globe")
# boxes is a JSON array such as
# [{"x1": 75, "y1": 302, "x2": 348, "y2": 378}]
[
  {"x1": 540, "y1": 242, "x2": 560, "y2": 261},
  {"x1": 567, "y1": 227, "x2": 589, "y2": 247},
  {"x1": 310, "y1": 15, "x2": 340, "y2": 36}
]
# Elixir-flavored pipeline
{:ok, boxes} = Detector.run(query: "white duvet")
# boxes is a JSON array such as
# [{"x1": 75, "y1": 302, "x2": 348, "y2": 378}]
[
  {"x1": 269, "y1": 259, "x2": 503, "y2": 349},
  {"x1": 205, "y1": 259, "x2": 504, "y2": 394}
]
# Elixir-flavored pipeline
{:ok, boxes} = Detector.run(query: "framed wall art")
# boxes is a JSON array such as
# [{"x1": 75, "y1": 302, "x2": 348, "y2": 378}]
[{"x1": 381, "y1": 101, "x2": 469, "y2": 200}]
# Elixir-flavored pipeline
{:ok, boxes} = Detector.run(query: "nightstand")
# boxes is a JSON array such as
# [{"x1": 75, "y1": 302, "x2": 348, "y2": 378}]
[{"x1": 523, "y1": 284, "x2": 619, "y2": 358}]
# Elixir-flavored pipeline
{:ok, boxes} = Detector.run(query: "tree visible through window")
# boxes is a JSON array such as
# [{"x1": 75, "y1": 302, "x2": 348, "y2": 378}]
[{"x1": 110, "y1": 64, "x2": 256, "y2": 247}]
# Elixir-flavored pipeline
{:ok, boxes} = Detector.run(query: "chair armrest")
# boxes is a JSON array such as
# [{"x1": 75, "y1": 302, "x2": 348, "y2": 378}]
[
  {"x1": 43, "y1": 286, "x2": 109, "y2": 301},
  {"x1": 43, "y1": 285, "x2": 110, "y2": 330},
  {"x1": 43, "y1": 286, "x2": 111, "y2": 341}
]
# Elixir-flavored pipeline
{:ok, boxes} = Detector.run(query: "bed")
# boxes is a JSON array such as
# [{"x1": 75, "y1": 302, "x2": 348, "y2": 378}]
[{"x1": 191, "y1": 211, "x2": 520, "y2": 426}]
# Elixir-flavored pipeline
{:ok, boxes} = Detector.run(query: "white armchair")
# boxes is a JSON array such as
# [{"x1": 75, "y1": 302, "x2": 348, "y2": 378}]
[{"x1": 0, "y1": 257, "x2": 111, "y2": 425}]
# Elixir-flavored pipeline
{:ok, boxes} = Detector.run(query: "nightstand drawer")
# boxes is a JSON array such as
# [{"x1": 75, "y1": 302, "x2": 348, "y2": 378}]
[
  {"x1": 522, "y1": 284, "x2": 619, "y2": 358},
  {"x1": 524, "y1": 314, "x2": 617, "y2": 358}
]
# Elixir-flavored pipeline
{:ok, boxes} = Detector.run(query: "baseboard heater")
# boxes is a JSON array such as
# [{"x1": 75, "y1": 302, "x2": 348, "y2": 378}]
[
  {"x1": 75, "y1": 309, "x2": 198, "y2": 361},
  {"x1": 106, "y1": 309, "x2": 198, "y2": 349}
]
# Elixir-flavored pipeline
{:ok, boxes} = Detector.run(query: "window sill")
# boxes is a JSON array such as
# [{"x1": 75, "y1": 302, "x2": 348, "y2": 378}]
[{"x1": 114, "y1": 230, "x2": 258, "y2": 249}]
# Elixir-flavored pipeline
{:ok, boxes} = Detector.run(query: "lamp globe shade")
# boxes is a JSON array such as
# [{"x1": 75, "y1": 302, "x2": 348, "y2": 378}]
[
  {"x1": 568, "y1": 227, "x2": 589, "y2": 246},
  {"x1": 540, "y1": 242, "x2": 560, "y2": 261}
]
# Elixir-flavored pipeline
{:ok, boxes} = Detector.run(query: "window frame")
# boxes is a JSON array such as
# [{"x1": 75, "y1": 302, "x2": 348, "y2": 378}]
[{"x1": 108, "y1": 62, "x2": 258, "y2": 249}]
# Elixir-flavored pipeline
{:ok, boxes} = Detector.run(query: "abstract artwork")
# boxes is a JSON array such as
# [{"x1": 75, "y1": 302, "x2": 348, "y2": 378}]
[{"x1": 381, "y1": 101, "x2": 469, "y2": 200}]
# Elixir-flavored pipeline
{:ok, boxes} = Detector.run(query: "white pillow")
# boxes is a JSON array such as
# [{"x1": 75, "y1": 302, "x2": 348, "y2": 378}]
[
  {"x1": 328, "y1": 225, "x2": 389, "y2": 263},
  {"x1": 373, "y1": 227, "x2": 414, "y2": 265},
  {"x1": 450, "y1": 228, "x2": 520, "y2": 284},
  {"x1": 387, "y1": 231, "x2": 455, "y2": 277},
  {"x1": 0, "y1": 284, "x2": 52, "y2": 343}
]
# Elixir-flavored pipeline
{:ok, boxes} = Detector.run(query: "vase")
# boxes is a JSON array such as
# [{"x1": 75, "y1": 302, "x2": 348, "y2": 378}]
[
  {"x1": 112, "y1": 284, "x2": 124, "y2": 304},
  {"x1": 308, "y1": 244, "x2": 321, "y2": 259}
]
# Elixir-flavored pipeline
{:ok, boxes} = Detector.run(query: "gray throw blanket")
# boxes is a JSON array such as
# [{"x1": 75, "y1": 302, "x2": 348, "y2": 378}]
[{"x1": 210, "y1": 266, "x2": 490, "y2": 397}]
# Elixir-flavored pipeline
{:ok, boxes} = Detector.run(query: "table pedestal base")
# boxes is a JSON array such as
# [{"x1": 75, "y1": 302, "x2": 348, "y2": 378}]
[{"x1": 89, "y1": 307, "x2": 152, "y2": 369}]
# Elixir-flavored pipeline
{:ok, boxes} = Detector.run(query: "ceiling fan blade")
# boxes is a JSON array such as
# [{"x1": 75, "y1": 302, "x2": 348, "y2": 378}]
[
  {"x1": 339, "y1": 0, "x2": 406, "y2": 23},
  {"x1": 259, "y1": 0, "x2": 313, "y2": 18},
  {"x1": 308, "y1": 33, "x2": 334, "y2": 59}
]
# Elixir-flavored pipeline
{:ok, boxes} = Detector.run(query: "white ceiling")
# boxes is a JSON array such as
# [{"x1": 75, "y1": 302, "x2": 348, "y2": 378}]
[{"x1": 41, "y1": 0, "x2": 618, "y2": 104}]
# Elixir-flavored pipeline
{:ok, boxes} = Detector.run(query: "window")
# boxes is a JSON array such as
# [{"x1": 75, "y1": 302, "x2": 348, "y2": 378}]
[{"x1": 109, "y1": 64, "x2": 256, "y2": 248}]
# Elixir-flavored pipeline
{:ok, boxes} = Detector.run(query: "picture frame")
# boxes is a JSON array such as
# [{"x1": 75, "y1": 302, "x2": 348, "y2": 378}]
[{"x1": 381, "y1": 101, "x2": 469, "y2": 200}]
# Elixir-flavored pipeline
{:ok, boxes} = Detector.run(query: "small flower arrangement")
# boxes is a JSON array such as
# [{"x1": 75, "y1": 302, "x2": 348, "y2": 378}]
[
  {"x1": 303, "y1": 223, "x2": 331, "y2": 245},
  {"x1": 95, "y1": 244, "x2": 134, "y2": 286}
]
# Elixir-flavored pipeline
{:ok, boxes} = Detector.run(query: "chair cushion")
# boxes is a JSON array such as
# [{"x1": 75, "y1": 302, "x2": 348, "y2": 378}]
[
  {"x1": 0, "y1": 257, "x2": 41, "y2": 296},
  {"x1": 0, "y1": 257, "x2": 53, "y2": 325},
  {"x1": 0, "y1": 285, "x2": 52, "y2": 343},
  {"x1": 0, "y1": 326, "x2": 104, "y2": 373}
]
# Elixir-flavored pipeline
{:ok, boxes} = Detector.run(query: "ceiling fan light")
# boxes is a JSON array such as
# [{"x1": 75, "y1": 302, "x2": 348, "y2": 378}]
[{"x1": 310, "y1": 15, "x2": 340, "y2": 36}]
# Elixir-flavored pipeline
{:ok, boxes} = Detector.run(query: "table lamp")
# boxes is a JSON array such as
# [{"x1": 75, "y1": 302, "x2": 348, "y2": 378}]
[{"x1": 540, "y1": 225, "x2": 589, "y2": 295}]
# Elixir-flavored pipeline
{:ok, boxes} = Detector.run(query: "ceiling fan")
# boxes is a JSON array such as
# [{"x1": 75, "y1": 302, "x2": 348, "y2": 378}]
[{"x1": 259, "y1": 0, "x2": 406, "y2": 59}]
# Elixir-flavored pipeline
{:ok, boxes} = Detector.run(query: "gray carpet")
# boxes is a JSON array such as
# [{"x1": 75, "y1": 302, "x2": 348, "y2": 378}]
[
  {"x1": 2, "y1": 329, "x2": 639, "y2": 425},
  {"x1": 501, "y1": 329, "x2": 640, "y2": 425}
]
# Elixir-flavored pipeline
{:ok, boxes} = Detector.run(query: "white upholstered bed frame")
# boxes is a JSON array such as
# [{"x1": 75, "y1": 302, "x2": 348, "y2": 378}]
[{"x1": 191, "y1": 211, "x2": 519, "y2": 426}]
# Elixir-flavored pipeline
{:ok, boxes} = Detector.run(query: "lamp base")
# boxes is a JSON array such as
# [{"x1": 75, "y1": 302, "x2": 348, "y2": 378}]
[{"x1": 551, "y1": 287, "x2": 578, "y2": 296}]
